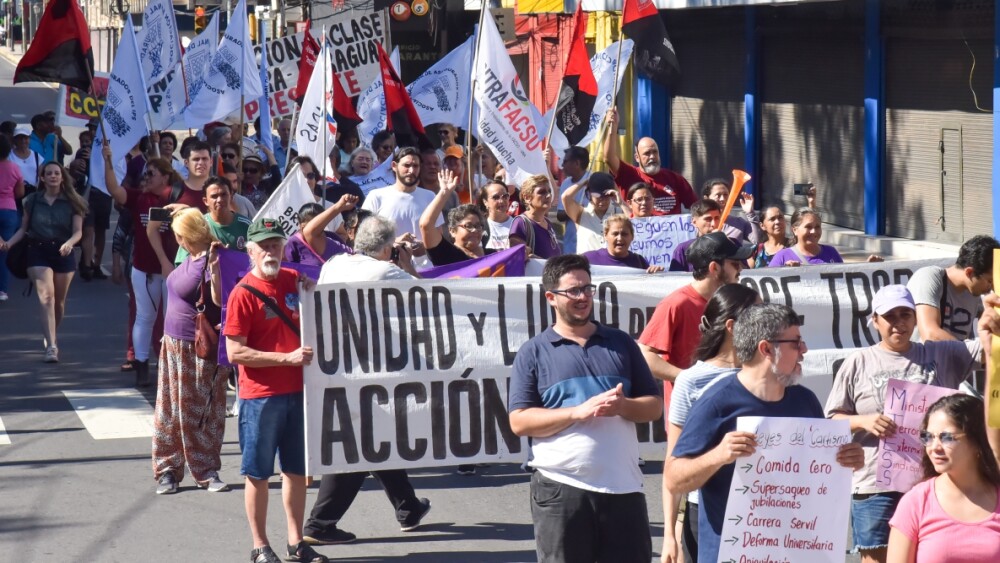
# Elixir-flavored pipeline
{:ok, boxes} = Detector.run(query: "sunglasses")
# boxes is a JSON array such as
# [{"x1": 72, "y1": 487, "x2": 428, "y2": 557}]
[
  {"x1": 243, "y1": 168, "x2": 261, "y2": 174},
  {"x1": 919, "y1": 431, "x2": 965, "y2": 448},
  {"x1": 489, "y1": 193, "x2": 510, "y2": 201},
  {"x1": 221, "y1": 153, "x2": 238, "y2": 160}
]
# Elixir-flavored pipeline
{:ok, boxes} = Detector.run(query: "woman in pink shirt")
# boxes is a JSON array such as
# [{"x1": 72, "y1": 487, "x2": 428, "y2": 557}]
[
  {"x1": 887, "y1": 394, "x2": 1000, "y2": 563},
  {"x1": 0, "y1": 135, "x2": 25, "y2": 300}
]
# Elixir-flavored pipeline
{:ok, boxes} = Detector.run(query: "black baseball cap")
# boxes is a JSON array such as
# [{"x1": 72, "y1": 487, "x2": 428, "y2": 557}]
[
  {"x1": 586, "y1": 172, "x2": 617, "y2": 195},
  {"x1": 686, "y1": 231, "x2": 755, "y2": 269}
]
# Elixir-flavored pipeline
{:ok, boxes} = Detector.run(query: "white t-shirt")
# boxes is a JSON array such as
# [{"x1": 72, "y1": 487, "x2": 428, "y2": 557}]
[
  {"x1": 361, "y1": 185, "x2": 443, "y2": 240},
  {"x1": 575, "y1": 202, "x2": 624, "y2": 254},
  {"x1": 319, "y1": 253, "x2": 415, "y2": 284},
  {"x1": 486, "y1": 216, "x2": 515, "y2": 250},
  {"x1": 10, "y1": 149, "x2": 40, "y2": 186}
]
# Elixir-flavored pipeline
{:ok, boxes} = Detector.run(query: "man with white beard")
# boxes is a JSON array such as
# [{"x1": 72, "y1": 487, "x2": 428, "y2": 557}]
[
  {"x1": 601, "y1": 108, "x2": 696, "y2": 215},
  {"x1": 224, "y1": 218, "x2": 329, "y2": 563},
  {"x1": 664, "y1": 304, "x2": 865, "y2": 563}
]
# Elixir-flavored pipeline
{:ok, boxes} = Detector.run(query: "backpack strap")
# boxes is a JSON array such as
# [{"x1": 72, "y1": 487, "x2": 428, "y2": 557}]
[{"x1": 237, "y1": 283, "x2": 300, "y2": 337}]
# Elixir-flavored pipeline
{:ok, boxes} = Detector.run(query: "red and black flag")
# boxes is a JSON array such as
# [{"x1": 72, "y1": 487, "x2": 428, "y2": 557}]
[
  {"x1": 330, "y1": 71, "x2": 362, "y2": 134},
  {"x1": 14, "y1": 0, "x2": 94, "y2": 91},
  {"x1": 554, "y1": 5, "x2": 598, "y2": 146},
  {"x1": 622, "y1": 0, "x2": 680, "y2": 88},
  {"x1": 293, "y1": 20, "x2": 321, "y2": 105},
  {"x1": 376, "y1": 42, "x2": 431, "y2": 150}
]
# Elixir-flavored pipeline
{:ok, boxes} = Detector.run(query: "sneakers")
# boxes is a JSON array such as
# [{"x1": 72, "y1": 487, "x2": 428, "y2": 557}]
[
  {"x1": 286, "y1": 541, "x2": 329, "y2": 563},
  {"x1": 250, "y1": 546, "x2": 281, "y2": 563},
  {"x1": 44, "y1": 347, "x2": 58, "y2": 363},
  {"x1": 456, "y1": 464, "x2": 476, "y2": 476},
  {"x1": 400, "y1": 498, "x2": 432, "y2": 532},
  {"x1": 155, "y1": 473, "x2": 178, "y2": 495},
  {"x1": 0, "y1": 291, "x2": 8, "y2": 301},
  {"x1": 302, "y1": 527, "x2": 357, "y2": 546},
  {"x1": 197, "y1": 472, "x2": 229, "y2": 492}
]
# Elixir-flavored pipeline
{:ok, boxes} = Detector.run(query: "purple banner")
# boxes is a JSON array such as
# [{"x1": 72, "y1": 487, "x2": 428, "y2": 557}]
[
  {"x1": 418, "y1": 245, "x2": 527, "y2": 278},
  {"x1": 217, "y1": 245, "x2": 527, "y2": 365}
]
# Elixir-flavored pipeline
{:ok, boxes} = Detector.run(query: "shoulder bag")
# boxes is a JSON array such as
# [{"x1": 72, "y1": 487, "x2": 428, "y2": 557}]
[
  {"x1": 6, "y1": 193, "x2": 37, "y2": 280},
  {"x1": 194, "y1": 257, "x2": 221, "y2": 361}
]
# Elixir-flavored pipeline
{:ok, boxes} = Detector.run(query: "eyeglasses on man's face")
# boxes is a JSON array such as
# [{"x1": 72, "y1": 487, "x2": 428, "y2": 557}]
[{"x1": 550, "y1": 284, "x2": 597, "y2": 299}]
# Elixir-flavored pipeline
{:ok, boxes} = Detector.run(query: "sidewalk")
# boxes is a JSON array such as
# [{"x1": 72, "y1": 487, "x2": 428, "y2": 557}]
[{"x1": 0, "y1": 43, "x2": 24, "y2": 66}]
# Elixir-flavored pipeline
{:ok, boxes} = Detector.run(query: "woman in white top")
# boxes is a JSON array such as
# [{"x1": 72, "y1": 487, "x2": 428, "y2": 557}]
[
  {"x1": 662, "y1": 284, "x2": 761, "y2": 563},
  {"x1": 10, "y1": 126, "x2": 40, "y2": 192},
  {"x1": 560, "y1": 171, "x2": 623, "y2": 254},
  {"x1": 478, "y1": 180, "x2": 515, "y2": 250}
]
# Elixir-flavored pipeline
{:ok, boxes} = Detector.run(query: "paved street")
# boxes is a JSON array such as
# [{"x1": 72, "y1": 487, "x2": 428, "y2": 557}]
[{"x1": 0, "y1": 248, "x2": 668, "y2": 563}]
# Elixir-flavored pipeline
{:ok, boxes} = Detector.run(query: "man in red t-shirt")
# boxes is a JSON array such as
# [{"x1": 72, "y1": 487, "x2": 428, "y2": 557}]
[
  {"x1": 638, "y1": 232, "x2": 753, "y2": 416},
  {"x1": 602, "y1": 108, "x2": 696, "y2": 215},
  {"x1": 224, "y1": 217, "x2": 329, "y2": 563}
]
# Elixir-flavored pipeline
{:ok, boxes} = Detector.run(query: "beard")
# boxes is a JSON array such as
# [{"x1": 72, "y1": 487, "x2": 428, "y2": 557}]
[
  {"x1": 260, "y1": 258, "x2": 280, "y2": 278},
  {"x1": 770, "y1": 347, "x2": 802, "y2": 387},
  {"x1": 641, "y1": 162, "x2": 661, "y2": 176},
  {"x1": 399, "y1": 173, "x2": 419, "y2": 187}
]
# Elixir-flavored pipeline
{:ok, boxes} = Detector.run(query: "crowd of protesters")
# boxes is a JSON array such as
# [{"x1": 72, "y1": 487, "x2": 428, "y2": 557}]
[{"x1": 3, "y1": 104, "x2": 1000, "y2": 563}]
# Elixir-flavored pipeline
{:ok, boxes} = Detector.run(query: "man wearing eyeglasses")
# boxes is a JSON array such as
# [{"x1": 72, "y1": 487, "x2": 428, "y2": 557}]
[
  {"x1": 665, "y1": 303, "x2": 866, "y2": 563},
  {"x1": 823, "y1": 284, "x2": 1000, "y2": 563},
  {"x1": 509, "y1": 254, "x2": 662, "y2": 563}
]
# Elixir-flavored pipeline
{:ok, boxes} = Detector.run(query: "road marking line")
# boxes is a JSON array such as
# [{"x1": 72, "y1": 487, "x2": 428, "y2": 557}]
[
  {"x1": 0, "y1": 416, "x2": 9, "y2": 445},
  {"x1": 62, "y1": 389, "x2": 155, "y2": 440}
]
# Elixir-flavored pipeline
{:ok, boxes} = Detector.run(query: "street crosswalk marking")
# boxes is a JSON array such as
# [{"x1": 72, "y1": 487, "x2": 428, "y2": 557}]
[
  {"x1": 0, "y1": 416, "x2": 9, "y2": 445},
  {"x1": 61, "y1": 389, "x2": 155, "y2": 440}
]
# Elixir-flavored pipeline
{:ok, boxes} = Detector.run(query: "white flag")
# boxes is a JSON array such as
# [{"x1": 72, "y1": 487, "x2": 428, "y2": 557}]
[
  {"x1": 182, "y1": 0, "x2": 263, "y2": 128},
  {"x1": 182, "y1": 11, "x2": 220, "y2": 97},
  {"x1": 90, "y1": 18, "x2": 150, "y2": 194},
  {"x1": 348, "y1": 156, "x2": 395, "y2": 196},
  {"x1": 294, "y1": 38, "x2": 337, "y2": 178},
  {"x1": 356, "y1": 47, "x2": 400, "y2": 147},
  {"x1": 253, "y1": 164, "x2": 316, "y2": 237},
  {"x1": 473, "y1": 10, "x2": 547, "y2": 185},
  {"x1": 407, "y1": 34, "x2": 474, "y2": 127},
  {"x1": 543, "y1": 39, "x2": 634, "y2": 155},
  {"x1": 136, "y1": 0, "x2": 182, "y2": 84}
]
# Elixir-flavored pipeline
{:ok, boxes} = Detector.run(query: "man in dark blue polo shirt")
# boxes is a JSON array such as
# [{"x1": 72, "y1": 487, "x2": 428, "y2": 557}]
[{"x1": 508, "y1": 254, "x2": 662, "y2": 563}]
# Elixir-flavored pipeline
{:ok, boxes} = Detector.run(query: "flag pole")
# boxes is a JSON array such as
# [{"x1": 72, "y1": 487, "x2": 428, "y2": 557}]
[
  {"x1": 466, "y1": 0, "x2": 488, "y2": 202},
  {"x1": 591, "y1": 18, "x2": 627, "y2": 177}
]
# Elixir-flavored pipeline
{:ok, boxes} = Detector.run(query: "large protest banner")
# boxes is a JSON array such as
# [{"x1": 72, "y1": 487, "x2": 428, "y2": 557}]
[
  {"x1": 629, "y1": 215, "x2": 695, "y2": 267},
  {"x1": 247, "y1": 10, "x2": 386, "y2": 120},
  {"x1": 718, "y1": 417, "x2": 852, "y2": 563},
  {"x1": 878, "y1": 379, "x2": 958, "y2": 492},
  {"x1": 301, "y1": 258, "x2": 950, "y2": 475}
]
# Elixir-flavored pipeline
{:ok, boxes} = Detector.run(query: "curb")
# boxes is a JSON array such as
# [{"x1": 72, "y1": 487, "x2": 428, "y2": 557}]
[
  {"x1": 1, "y1": 46, "x2": 59, "y2": 91},
  {"x1": 0, "y1": 46, "x2": 22, "y2": 66}
]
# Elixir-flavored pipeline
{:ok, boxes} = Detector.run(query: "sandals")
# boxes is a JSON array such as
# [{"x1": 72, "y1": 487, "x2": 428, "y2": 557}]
[
  {"x1": 287, "y1": 542, "x2": 329, "y2": 563},
  {"x1": 250, "y1": 546, "x2": 281, "y2": 563}
]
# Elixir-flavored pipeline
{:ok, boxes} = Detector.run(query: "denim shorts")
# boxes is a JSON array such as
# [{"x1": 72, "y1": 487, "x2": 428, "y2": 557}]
[
  {"x1": 850, "y1": 492, "x2": 902, "y2": 552},
  {"x1": 238, "y1": 392, "x2": 306, "y2": 479},
  {"x1": 26, "y1": 240, "x2": 76, "y2": 273}
]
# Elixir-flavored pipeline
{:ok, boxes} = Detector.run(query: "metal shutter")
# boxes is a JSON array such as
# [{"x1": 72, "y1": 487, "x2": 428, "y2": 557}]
[
  {"x1": 759, "y1": 29, "x2": 865, "y2": 230},
  {"x1": 669, "y1": 30, "x2": 746, "y2": 191},
  {"x1": 884, "y1": 37, "x2": 993, "y2": 242}
]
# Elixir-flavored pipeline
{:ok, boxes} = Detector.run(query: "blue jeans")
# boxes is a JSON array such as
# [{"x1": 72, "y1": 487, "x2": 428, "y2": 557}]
[
  {"x1": 850, "y1": 492, "x2": 902, "y2": 552},
  {"x1": 0, "y1": 209, "x2": 20, "y2": 292},
  {"x1": 238, "y1": 392, "x2": 306, "y2": 479}
]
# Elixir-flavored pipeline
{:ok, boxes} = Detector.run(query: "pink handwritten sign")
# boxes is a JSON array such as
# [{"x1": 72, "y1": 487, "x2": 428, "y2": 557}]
[{"x1": 877, "y1": 379, "x2": 959, "y2": 492}]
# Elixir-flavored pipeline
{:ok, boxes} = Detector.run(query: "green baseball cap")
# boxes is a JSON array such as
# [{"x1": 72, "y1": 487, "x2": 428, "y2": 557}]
[{"x1": 247, "y1": 217, "x2": 286, "y2": 243}]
